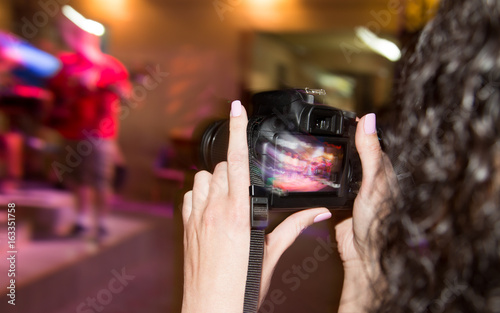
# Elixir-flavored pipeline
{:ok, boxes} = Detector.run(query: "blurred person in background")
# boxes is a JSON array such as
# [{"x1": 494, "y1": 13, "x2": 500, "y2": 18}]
[
  {"x1": 0, "y1": 31, "x2": 60, "y2": 191},
  {"x1": 48, "y1": 14, "x2": 131, "y2": 238},
  {"x1": 180, "y1": 0, "x2": 500, "y2": 312}
]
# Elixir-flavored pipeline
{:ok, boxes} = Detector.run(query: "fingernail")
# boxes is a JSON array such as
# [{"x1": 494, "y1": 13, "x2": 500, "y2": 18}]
[
  {"x1": 313, "y1": 212, "x2": 332, "y2": 224},
  {"x1": 230, "y1": 100, "x2": 242, "y2": 117},
  {"x1": 364, "y1": 113, "x2": 376, "y2": 135}
]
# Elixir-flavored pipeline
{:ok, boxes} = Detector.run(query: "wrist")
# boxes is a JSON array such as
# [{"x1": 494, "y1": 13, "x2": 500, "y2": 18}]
[
  {"x1": 343, "y1": 257, "x2": 380, "y2": 289},
  {"x1": 342, "y1": 260, "x2": 371, "y2": 287},
  {"x1": 182, "y1": 281, "x2": 245, "y2": 313},
  {"x1": 338, "y1": 260, "x2": 373, "y2": 313},
  {"x1": 342, "y1": 258, "x2": 365, "y2": 269}
]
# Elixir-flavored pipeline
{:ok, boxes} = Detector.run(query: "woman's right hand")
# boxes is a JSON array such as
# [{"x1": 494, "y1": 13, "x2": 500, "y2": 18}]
[{"x1": 335, "y1": 114, "x2": 398, "y2": 312}]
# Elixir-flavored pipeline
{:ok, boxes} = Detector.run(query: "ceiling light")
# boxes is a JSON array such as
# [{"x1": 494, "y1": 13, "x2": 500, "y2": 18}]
[
  {"x1": 62, "y1": 5, "x2": 105, "y2": 37},
  {"x1": 355, "y1": 27, "x2": 401, "y2": 62}
]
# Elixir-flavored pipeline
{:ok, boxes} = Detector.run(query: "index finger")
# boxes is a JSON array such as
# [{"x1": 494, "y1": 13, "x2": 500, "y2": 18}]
[{"x1": 227, "y1": 100, "x2": 250, "y2": 198}]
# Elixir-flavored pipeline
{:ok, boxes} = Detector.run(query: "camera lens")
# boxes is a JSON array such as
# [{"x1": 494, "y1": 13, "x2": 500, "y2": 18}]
[{"x1": 199, "y1": 119, "x2": 230, "y2": 171}]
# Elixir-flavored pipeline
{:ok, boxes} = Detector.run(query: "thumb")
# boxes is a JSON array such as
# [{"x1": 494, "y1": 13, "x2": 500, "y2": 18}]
[
  {"x1": 266, "y1": 208, "x2": 331, "y2": 261},
  {"x1": 259, "y1": 208, "x2": 331, "y2": 302},
  {"x1": 355, "y1": 113, "x2": 383, "y2": 192}
]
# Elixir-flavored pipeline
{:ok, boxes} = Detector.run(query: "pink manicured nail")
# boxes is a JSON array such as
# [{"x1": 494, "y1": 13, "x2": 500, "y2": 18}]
[
  {"x1": 230, "y1": 100, "x2": 242, "y2": 117},
  {"x1": 364, "y1": 113, "x2": 376, "y2": 135},
  {"x1": 313, "y1": 212, "x2": 332, "y2": 223}
]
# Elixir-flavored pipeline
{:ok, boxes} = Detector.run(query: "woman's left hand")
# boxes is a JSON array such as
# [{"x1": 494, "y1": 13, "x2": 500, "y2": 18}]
[{"x1": 182, "y1": 100, "x2": 331, "y2": 312}]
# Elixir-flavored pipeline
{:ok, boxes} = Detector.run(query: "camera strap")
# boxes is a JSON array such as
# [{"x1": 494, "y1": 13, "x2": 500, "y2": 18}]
[
  {"x1": 243, "y1": 185, "x2": 268, "y2": 313},
  {"x1": 242, "y1": 116, "x2": 269, "y2": 313}
]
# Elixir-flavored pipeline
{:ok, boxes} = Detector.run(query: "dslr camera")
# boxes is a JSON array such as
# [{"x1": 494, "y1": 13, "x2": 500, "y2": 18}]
[{"x1": 200, "y1": 88, "x2": 361, "y2": 212}]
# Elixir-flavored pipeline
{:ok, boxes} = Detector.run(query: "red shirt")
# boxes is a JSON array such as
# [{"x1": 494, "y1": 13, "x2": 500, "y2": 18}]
[{"x1": 49, "y1": 52, "x2": 129, "y2": 140}]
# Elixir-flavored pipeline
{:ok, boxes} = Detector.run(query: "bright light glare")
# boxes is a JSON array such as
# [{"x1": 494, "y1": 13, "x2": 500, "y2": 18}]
[
  {"x1": 317, "y1": 74, "x2": 355, "y2": 97},
  {"x1": 355, "y1": 27, "x2": 401, "y2": 62},
  {"x1": 62, "y1": 5, "x2": 105, "y2": 36}
]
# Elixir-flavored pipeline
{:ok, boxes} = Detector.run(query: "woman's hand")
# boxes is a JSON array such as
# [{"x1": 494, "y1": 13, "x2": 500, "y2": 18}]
[
  {"x1": 182, "y1": 101, "x2": 331, "y2": 312},
  {"x1": 335, "y1": 113, "x2": 398, "y2": 312},
  {"x1": 336, "y1": 113, "x2": 397, "y2": 264}
]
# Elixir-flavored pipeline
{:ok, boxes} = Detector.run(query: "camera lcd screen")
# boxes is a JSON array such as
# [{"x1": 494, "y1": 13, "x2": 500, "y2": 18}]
[{"x1": 263, "y1": 134, "x2": 345, "y2": 193}]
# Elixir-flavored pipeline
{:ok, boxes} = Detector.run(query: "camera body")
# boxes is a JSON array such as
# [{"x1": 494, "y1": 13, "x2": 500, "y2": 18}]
[{"x1": 200, "y1": 89, "x2": 361, "y2": 210}]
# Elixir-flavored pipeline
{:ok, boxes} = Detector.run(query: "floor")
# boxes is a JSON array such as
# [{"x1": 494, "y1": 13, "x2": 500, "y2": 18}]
[{"x1": 0, "y1": 194, "x2": 174, "y2": 313}]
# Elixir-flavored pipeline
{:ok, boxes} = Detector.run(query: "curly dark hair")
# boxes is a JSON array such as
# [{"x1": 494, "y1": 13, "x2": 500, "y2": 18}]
[{"x1": 372, "y1": 0, "x2": 500, "y2": 312}]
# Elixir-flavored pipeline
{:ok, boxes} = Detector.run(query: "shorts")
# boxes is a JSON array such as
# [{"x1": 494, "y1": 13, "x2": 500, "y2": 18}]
[{"x1": 63, "y1": 138, "x2": 115, "y2": 190}]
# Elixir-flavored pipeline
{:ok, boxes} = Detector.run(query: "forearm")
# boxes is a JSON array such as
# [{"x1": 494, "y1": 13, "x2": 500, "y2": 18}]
[
  {"x1": 338, "y1": 260, "x2": 372, "y2": 313},
  {"x1": 181, "y1": 285, "x2": 245, "y2": 313}
]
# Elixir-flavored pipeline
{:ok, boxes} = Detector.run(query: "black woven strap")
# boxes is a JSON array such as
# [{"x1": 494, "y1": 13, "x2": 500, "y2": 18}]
[
  {"x1": 243, "y1": 229, "x2": 265, "y2": 313},
  {"x1": 243, "y1": 117, "x2": 268, "y2": 313}
]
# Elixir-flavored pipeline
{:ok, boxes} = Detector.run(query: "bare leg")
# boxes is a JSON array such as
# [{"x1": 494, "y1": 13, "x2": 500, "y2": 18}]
[
  {"x1": 73, "y1": 184, "x2": 91, "y2": 231},
  {"x1": 95, "y1": 185, "x2": 111, "y2": 231}
]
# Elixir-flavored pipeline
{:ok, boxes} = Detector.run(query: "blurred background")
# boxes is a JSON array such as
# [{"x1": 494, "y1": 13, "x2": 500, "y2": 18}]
[{"x1": 0, "y1": 0, "x2": 438, "y2": 312}]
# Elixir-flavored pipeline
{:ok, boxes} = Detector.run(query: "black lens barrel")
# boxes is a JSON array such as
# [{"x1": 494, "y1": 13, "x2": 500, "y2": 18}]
[{"x1": 199, "y1": 120, "x2": 230, "y2": 171}]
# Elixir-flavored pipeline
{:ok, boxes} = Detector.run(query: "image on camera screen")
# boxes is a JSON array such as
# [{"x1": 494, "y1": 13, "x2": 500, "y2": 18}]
[{"x1": 263, "y1": 134, "x2": 344, "y2": 193}]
